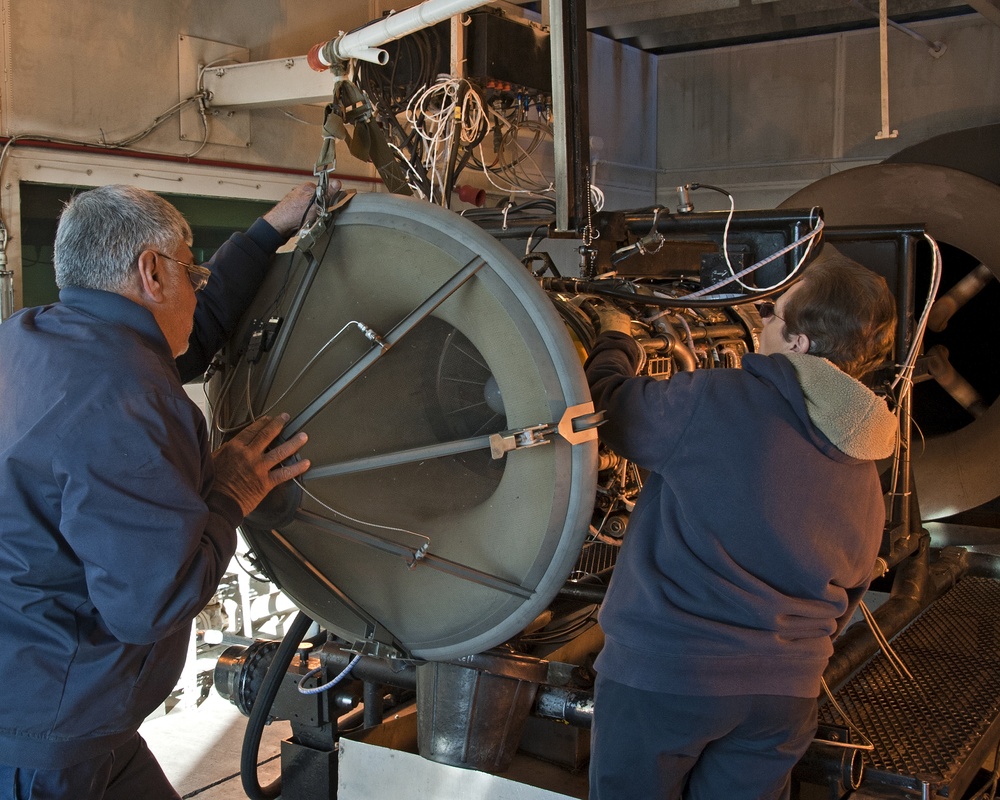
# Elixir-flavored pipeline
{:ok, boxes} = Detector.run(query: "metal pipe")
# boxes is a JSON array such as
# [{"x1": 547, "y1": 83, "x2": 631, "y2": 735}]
[
  {"x1": 670, "y1": 340, "x2": 698, "y2": 372},
  {"x1": 363, "y1": 680, "x2": 385, "y2": 729},
  {"x1": 849, "y1": 0, "x2": 946, "y2": 56},
  {"x1": 319, "y1": 645, "x2": 417, "y2": 690},
  {"x1": 925, "y1": 345, "x2": 988, "y2": 418},
  {"x1": 533, "y1": 685, "x2": 594, "y2": 728},
  {"x1": 794, "y1": 743, "x2": 864, "y2": 792},
  {"x1": 556, "y1": 582, "x2": 607, "y2": 604},
  {"x1": 285, "y1": 256, "x2": 487, "y2": 435},
  {"x1": 473, "y1": 222, "x2": 554, "y2": 240},
  {"x1": 619, "y1": 208, "x2": 819, "y2": 236},
  {"x1": 927, "y1": 264, "x2": 993, "y2": 332},
  {"x1": 0, "y1": 269, "x2": 13, "y2": 322},
  {"x1": 316, "y1": 0, "x2": 493, "y2": 65},
  {"x1": 550, "y1": 0, "x2": 591, "y2": 234}
]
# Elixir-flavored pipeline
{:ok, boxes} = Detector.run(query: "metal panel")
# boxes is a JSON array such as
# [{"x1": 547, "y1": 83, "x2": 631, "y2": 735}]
[{"x1": 177, "y1": 34, "x2": 251, "y2": 148}]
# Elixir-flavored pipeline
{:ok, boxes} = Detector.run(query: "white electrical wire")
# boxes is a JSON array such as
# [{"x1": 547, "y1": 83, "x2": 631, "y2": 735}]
[
  {"x1": 0, "y1": 92, "x2": 212, "y2": 222},
  {"x1": 685, "y1": 212, "x2": 825, "y2": 299},
  {"x1": 891, "y1": 232, "x2": 942, "y2": 390},
  {"x1": 405, "y1": 76, "x2": 487, "y2": 205},
  {"x1": 213, "y1": 321, "x2": 357, "y2": 434},
  {"x1": 387, "y1": 141, "x2": 429, "y2": 199},
  {"x1": 590, "y1": 183, "x2": 606, "y2": 213},
  {"x1": 884, "y1": 232, "x2": 941, "y2": 514},
  {"x1": 476, "y1": 142, "x2": 551, "y2": 197},
  {"x1": 259, "y1": 320, "x2": 376, "y2": 423},
  {"x1": 859, "y1": 600, "x2": 913, "y2": 679},
  {"x1": 207, "y1": 309, "x2": 436, "y2": 562},
  {"x1": 476, "y1": 106, "x2": 554, "y2": 195},
  {"x1": 294, "y1": 475, "x2": 432, "y2": 548},
  {"x1": 818, "y1": 678, "x2": 876, "y2": 751}
]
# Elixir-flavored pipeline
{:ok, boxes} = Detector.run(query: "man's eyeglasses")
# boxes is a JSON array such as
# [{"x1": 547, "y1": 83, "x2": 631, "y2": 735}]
[
  {"x1": 154, "y1": 251, "x2": 212, "y2": 292},
  {"x1": 758, "y1": 301, "x2": 783, "y2": 322}
]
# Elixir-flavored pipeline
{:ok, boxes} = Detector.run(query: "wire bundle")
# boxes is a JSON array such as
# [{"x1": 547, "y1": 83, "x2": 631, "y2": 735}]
[{"x1": 400, "y1": 76, "x2": 487, "y2": 204}]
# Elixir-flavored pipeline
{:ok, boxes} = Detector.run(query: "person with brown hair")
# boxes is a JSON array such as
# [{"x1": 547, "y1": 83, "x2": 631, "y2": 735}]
[
  {"x1": 766, "y1": 255, "x2": 897, "y2": 379},
  {"x1": 586, "y1": 254, "x2": 898, "y2": 799}
]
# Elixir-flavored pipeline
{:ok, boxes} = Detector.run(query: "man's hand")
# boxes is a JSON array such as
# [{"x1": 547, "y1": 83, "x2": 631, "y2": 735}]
[
  {"x1": 212, "y1": 414, "x2": 310, "y2": 517},
  {"x1": 595, "y1": 304, "x2": 633, "y2": 336},
  {"x1": 263, "y1": 179, "x2": 344, "y2": 237}
]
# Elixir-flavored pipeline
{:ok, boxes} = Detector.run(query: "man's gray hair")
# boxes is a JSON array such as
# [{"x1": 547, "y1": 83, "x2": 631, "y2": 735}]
[{"x1": 54, "y1": 185, "x2": 193, "y2": 291}]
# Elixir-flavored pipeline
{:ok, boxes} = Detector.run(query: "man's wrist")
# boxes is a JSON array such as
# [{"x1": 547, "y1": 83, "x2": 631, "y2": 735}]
[{"x1": 247, "y1": 217, "x2": 286, "y2": 252}]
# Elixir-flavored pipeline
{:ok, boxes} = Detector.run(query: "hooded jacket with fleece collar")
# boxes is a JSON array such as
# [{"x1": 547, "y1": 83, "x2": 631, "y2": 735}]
[{"x1": 585, "y1": 332, "x2": 897, "y2": 699}]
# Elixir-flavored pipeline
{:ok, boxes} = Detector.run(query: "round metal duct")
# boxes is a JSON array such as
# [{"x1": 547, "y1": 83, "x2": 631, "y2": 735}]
[
  {"x1": 884, "y1": 123, "x2": 1000, "y2": 186},
  {"x1": 209, "y1": 194, "x2": 597, "y2": 661},
  {"x1": 781, "y1": 163, "x2": 1000, "y2": 520}
]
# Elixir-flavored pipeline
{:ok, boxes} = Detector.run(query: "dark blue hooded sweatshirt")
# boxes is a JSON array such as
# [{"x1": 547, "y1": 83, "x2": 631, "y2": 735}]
[{"x1": 585, "y1": 332, "x2": 896, "y2": 699}]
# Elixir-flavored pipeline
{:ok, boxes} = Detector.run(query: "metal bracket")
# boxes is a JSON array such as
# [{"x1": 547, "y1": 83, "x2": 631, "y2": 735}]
[
  {"x1": 178, "y1": 35, "x2": 251, "y2": 148},
  {"x1": 295, "y1": 189, "x2": 356, "y2": 255},
  {"x1": 558, "y1": 401, "x2": 603, "y2": 445},
  {"x1": 488, "y1": 402, "x2": 603, "y2": 459},
  {"x1": 489, "y1": 423, "x2": 551, "y2": 458},
  {"x1": 875, "y1": 0, "x2": 899, "y2": 140},
  {"x1": 349, "y1": 638, "x2": 403, "y2": 660}
]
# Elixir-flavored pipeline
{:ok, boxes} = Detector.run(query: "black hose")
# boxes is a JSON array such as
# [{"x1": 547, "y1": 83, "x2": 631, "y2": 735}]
[
  {"x1": 240, "y1": 610, "x2": 314, "y2": 800},
  {"x1": 540, "y1": 277, "x2": 798, "y2": 309}
]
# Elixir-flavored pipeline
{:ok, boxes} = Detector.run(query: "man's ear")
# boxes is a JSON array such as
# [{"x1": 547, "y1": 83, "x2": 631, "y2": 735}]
[
  {"x1": 134, "y1": 250, "x2": 166, "y2": 304},
  {"x1": 788, "y1": 332, "x2": 811, "y2": 354}
]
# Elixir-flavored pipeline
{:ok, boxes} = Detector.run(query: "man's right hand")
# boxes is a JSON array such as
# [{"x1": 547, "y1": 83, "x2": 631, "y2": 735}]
[{"x1": 212, "y1": 414, "x2": 310, "y2": 517}]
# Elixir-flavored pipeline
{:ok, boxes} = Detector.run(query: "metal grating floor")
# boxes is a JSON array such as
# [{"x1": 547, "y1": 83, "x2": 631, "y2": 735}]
[
  {"x1": 820, "y1": 577, "x2": 1000, "y2": 796},
  {"x1": 571, "y1": 540, "x2": 619, "y2": 581}
]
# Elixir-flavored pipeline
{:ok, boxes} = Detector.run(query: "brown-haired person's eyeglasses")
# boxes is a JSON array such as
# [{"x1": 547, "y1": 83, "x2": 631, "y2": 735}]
[{"x1": 758, "y1": 301, "x2": 783, "y2": 322}]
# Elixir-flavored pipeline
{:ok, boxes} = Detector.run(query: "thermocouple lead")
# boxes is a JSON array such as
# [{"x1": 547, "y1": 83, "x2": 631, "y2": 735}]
[{"x1": 355, "y1": 321, "x2": 388, "y2": 350}]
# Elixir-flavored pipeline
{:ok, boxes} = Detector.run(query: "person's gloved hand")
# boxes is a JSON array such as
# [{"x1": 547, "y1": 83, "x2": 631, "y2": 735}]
[{"x1": 595, "y1": 305, "x2": 633, "y2": 336}]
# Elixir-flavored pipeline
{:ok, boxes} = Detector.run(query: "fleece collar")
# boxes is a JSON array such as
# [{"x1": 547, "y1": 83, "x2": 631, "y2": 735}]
[{"x1": 782, "y1": 353, "x2": 897, "y2": 461}]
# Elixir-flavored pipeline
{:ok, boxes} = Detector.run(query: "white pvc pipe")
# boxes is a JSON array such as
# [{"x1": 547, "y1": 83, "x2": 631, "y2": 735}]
[{"x1": 326, "y1": 0, "x2": 491, "y2": 64}]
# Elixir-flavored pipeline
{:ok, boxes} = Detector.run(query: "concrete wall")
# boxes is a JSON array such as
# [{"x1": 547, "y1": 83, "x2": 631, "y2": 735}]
[
  {"x1": 0, "y1": 0, "x2": 656, "y2": 198},
  {"x1": 589, "y1": 32, "x2": 658, "y2": 210},
  {"x1": 655, "y1": 13, "x2": 1000, "y2": 211},
  {"x1": 0, "y1": 0, "x2": 374, "y2": 173},
  {"x1": 0, "y1": 0, "x2": 657, "y2": 307}
]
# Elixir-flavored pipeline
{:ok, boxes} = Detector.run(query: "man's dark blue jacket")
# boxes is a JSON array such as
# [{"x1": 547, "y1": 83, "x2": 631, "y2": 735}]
[{"x1": 0, "y1": 219, "x2": 283, "y2": 769}]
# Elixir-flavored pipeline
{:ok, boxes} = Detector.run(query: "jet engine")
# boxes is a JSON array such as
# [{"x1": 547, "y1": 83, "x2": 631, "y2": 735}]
[{"x1": 208, "y1": 191, "x2": 924, "y2": 800}]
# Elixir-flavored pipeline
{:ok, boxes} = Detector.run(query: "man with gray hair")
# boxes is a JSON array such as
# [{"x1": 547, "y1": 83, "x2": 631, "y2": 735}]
[{"x1": 0, "y1": 181, "x2": 334, "y2": 799}]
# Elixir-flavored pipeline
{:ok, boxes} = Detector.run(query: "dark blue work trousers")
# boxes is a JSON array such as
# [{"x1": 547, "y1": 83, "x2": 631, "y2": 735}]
[
  {"x1": 0, "y1": 733, "x2": 179, "y2": 800},
  {"x1": 589, "y1": 675, "x2": 818, "y2": 800}
]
